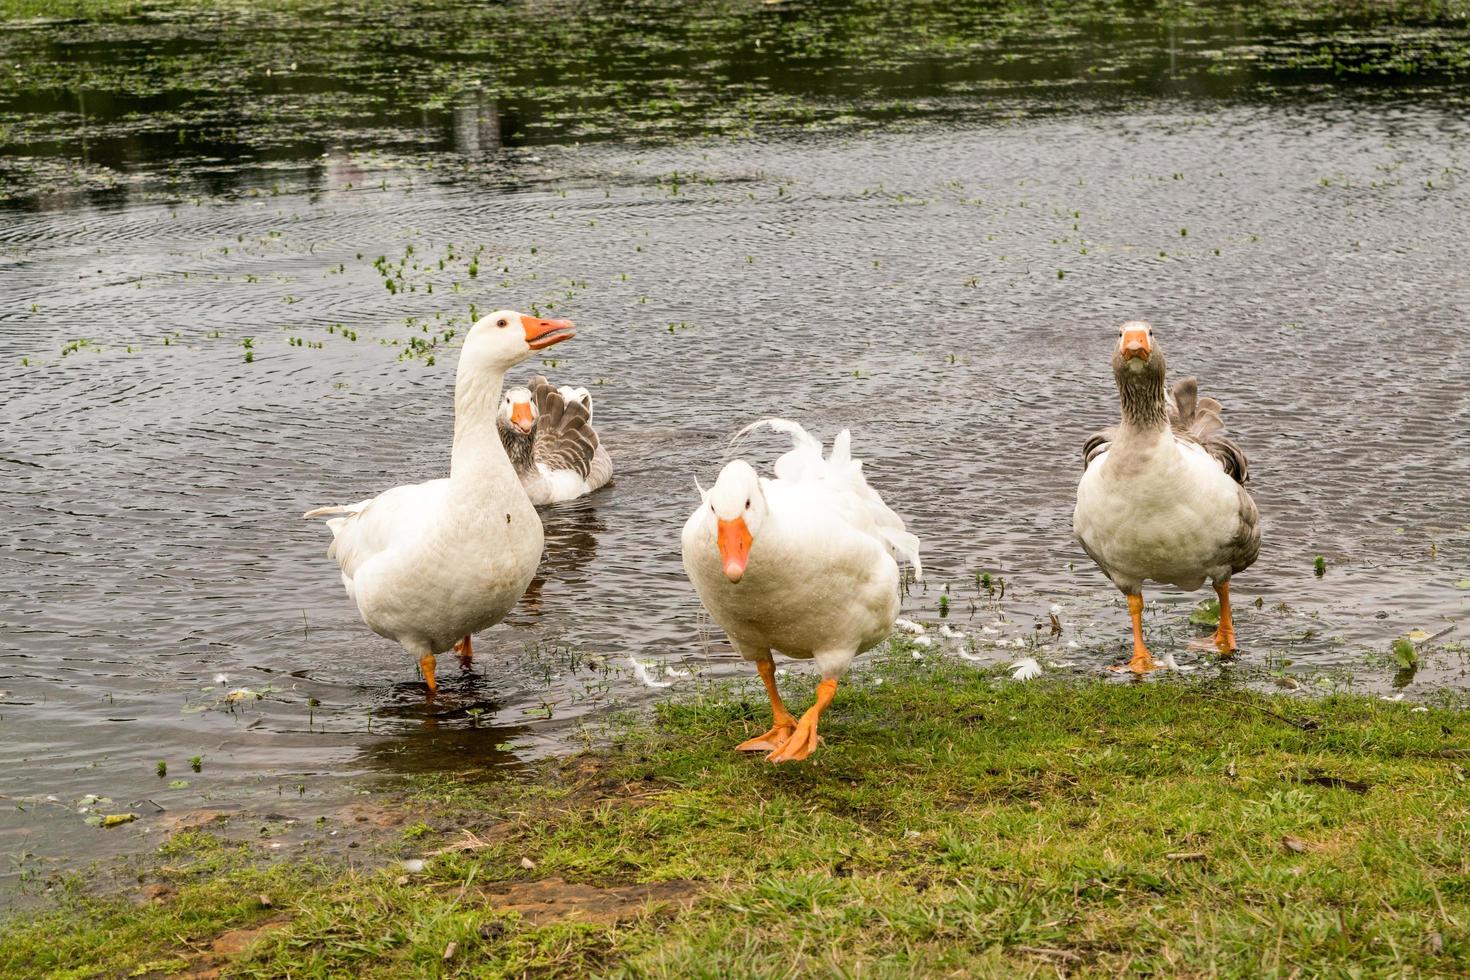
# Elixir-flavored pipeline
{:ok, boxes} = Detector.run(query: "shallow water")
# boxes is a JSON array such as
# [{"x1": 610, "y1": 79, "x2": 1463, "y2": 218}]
[{"x1": 2, "y1": 0, "x2": 1469, "y2": 890}]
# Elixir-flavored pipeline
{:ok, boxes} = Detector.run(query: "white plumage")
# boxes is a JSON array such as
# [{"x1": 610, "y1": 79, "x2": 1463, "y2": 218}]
[
  {"x1": 304, "y1": 310, "x2": 576, "y2": 694},
  {"x1": 682, "y1": 419, "x2": 920, "y2": 763}
]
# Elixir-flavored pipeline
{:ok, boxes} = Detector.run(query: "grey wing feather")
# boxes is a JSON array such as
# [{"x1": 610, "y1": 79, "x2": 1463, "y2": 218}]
[
  {"x1": 1224, "y1": 484, "x2": 1261, "y2": 576},
  {"x1": 587, "y1": 444, "x2": 614, "y2": 491},
  {"x1": 1169, "y1": 376, "x2": 1249, "y2": 485},
  {"x1": 1082, "y1": 426, "x2": 1115, "y2": 469},
  {"x1": 527, "y1": 375, "x2": 598, "y2": 480}
]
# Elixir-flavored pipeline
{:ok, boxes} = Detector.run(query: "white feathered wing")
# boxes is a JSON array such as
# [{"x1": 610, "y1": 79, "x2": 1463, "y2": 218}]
[{"x1": 732, "y1": 418, "x2": 922, "y2": 581}]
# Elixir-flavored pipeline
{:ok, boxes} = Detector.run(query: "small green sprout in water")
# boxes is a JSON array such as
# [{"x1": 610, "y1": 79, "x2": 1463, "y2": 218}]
[
  {"x1": 242, "y1": 337, "x2": 254, "y2": 363},
  {"x1": 156, "y1": 760, "x2": 167, "y2": 778},
  {"x1": 938, "y1": 592, "x2": 950, "y2": 618},
  {"x1": 190, "y1": 755, "x2": 202, "y2": 772},
  {"x1": 1057, "y1": 269, "x2": 1065, "y2": 279},
  {"x1": 1391, "y1": 637, "x2": 1418, "y2": 670},
  {"x1": 1314, "y1": 555, "x2": 1327, "y2": 577},
  {"x1": 1190, "y1": 598, "x2": 1221, "y2": 626},
  {"x1": 1180, "y1": 227, "x2": 1188, "y2": 237}
]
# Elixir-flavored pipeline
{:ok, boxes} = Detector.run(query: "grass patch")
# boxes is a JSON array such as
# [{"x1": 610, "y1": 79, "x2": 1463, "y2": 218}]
[{"x1": 2, "y1": 642, "x2": 1467, "y2": 975}]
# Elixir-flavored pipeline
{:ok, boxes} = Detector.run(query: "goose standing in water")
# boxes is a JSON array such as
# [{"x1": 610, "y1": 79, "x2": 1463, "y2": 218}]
[
  {"x1": 304, "y1": 310, "x2": 576, "y2": 694},
  {"x1": 682, "y1": 420, "x2": 922, "y2": 763},
  {"x1": 497, "y1": 375, "x2": 613, "y2": 505},
  {"x1": 1073, "y1": 321, "x2": 1260, "y2": 672}
]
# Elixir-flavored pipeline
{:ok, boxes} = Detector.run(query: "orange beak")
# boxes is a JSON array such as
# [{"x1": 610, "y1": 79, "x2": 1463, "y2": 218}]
[
  {"x1": 716, "y1": 516, "x2": 753, "y2": 583},
  {"x1": 522, "y1": 316, "x2": 576, "y2": 351},
  {"x1": 1121, "y1": 327, "x2": 1151, "y2": 361},
  {"x1": 509, "y1": 401, "x2": 534, "y2": 433}
]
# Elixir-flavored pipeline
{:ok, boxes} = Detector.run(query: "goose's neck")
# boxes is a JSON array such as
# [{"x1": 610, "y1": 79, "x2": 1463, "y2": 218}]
[
  {"x1": 498, "y1": 418, "x2": 536, "y2": 475},
  {"x1": 448, "y1": 366, "x2": 521, "y2": 494},
  {"x1": 1116, "y1": 368, "x2": 1168, "y2": 435}
]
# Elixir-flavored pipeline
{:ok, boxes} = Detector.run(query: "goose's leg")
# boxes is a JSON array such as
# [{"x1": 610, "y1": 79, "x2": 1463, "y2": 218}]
[
  {"x1": 736, "y1": 654, "x2": 797, "y2": 752},
  {"x1": 453, "y1": 635, "x2": 474, "y2": 666},
  {"x1": 419, "y1": 653, "x2": 438, "y2": 696},
  {"x1": 1213, "y1": 581, "x2": 1237, "y2": 653},
  {"x1": 1111, "y1": 593, "x2": 1160, "y2": 674},
  {"x1": 768, "y1": 677, "x2": 838, "y2": 764}
]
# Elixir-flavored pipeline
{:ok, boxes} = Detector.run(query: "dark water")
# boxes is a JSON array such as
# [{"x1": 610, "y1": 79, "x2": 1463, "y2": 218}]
[{"x1": 2, "y1": 0, "x2": 1469, "y2": 889}]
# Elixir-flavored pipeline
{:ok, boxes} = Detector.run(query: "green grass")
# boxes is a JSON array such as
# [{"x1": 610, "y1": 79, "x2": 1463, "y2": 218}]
[{"x1": 3, "y1": 641, "x2": 1467, "y2": 976}]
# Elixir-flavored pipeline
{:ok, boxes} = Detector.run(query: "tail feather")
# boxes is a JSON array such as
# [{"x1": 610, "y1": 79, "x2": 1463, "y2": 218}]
[
  {"x1": 1169, "y1": 376, "x2": 1249, "y2": 484},
  {"x1": 528, "y1": 375, "x2": 599, "y2": 479},
  {"x1": 732, "y1": 418, "x2": 922, "y2": 581},
  {"x1": 303, "y1": 504, "x2": 359, "y2": 519}
]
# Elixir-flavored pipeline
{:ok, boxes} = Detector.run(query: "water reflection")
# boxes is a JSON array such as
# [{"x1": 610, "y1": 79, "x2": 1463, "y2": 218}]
[{"x1": 1, "y1": 0, "x2": 1467, "y2": 205}]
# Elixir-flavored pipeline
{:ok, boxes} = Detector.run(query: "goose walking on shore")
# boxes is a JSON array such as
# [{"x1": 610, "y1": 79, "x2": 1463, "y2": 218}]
[
  {"x1": 682, "y1": 420, "x2": 921, "y2": 762},
  {"x1": 1073, "y1": 321, "x2": 1260, "y2": 672}
]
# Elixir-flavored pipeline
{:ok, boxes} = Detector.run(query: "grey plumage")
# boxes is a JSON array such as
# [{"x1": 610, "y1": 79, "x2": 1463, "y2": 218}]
[
  {"x1": 1168, "y1": 377, "x2": 1248, "y2": 485},
  {"x1": 1080, "y1": 346, "x2": 1259, "y2": 580},
  {"x1": 528, "y1": 375, "x2": 600, "y2": 481}
]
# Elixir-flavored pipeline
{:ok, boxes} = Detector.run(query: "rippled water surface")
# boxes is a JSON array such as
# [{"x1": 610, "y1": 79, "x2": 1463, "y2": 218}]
[{"x1": 2, "y1": 0, "x2": 1469, "y2": 888}]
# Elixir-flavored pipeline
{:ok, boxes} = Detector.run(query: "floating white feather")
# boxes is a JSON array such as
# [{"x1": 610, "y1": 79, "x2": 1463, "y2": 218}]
[
  {"x1": 1010, "y1": 658, "x2": 1043, "y2": 681},
  {"x1": 627, "y1": 657, "x2": 674, "y2": 689},
  {"x1": 1160, "y1": 652, "x2": 1197, "y2": 673}
]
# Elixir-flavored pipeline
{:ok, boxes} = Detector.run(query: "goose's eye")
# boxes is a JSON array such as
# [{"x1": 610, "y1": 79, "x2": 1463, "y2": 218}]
[
  {"x1": 745, "y1": 498, "x2": 750, "y2": 509},
  {"x1": 496, "y1": 318, "x2": 508, "y2": 328}
]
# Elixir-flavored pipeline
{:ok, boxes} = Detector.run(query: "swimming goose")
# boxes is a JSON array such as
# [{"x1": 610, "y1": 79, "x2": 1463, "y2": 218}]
[
  {"x1": 682, "y1": 420, "x2": 922, "y2": 762},
  {"x1": 496, "y1": 375, "x2": 613, "y2": 505},
  {"x1": 304, "y1": 310, "x2": 576, "y2": 694},
  {"x1": 1073, "y1": 321, "x2": 1260, "y2": 672}
]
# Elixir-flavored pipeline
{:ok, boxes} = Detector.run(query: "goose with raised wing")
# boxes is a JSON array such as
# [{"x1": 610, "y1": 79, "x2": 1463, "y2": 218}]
[
  {"x1": 496, "y1": 375, "x2": 613, "y2": 505},
  {"x1": 303, "y1": 310, "x2": 576, "y2": 694},
  {"x1": 682, "y1": 420, "x2": 922, "y2": 762},
  {"x1": 1073, "y1": 321, "x2": 1260, "y2": 672}
]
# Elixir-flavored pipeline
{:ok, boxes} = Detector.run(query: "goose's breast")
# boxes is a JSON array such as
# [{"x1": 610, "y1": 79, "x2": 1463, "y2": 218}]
[{"x1": 684, "y1": 510, "x2": 898, "y2": 656}]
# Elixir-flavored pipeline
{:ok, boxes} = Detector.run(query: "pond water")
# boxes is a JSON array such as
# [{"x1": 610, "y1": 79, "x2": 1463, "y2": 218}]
[{"x1": 2, "y1": 0, "x2": 1468, "y2": 890}]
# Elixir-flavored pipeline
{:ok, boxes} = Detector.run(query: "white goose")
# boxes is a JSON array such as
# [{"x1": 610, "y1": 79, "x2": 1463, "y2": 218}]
[
  {"x1": 496, "y1": 375, "x2": 614, "y2": 505},
  {"x1": 303, "y1": 310, "x2": 576, "y2": 694},
  {"x1": 1073, "y1": 320, "x2": 1260, "y2": 672},
  {"x1": 682, "y1": 420, "x2": 922, "y2": 763}
]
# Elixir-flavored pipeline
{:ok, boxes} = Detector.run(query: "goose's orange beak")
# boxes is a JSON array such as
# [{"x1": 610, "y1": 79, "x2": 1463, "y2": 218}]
[
  {"x1": 1122, "y1": 327, "x2": 1151, "y2": 361},
  {"x1": 509, "y1": 401, "x2": 534, "y2": 433},
  {"x1": 523, "y1": 316, "x2": 576, "y2": 350},
  {"x1": 717, "y1": 517, "x2": 753, "y2": 583}
]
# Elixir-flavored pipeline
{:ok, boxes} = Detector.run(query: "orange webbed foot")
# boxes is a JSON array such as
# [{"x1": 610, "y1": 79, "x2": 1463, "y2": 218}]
[
  {"x1": 765, "y1": 678, "x2": 837, "y2": 764},
  {"x1": 1110, "y1": 648, "x2": 1162, "y2": 673},
  {"x1": 453, "y1": 635, "x2": 474, "y2": 669},
  {"x1": 766, "y1": 722, "x2": 823, "y2": 763},
  {"x1": 736, "y1": 722, "x2": 796, "y2": 753}
]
